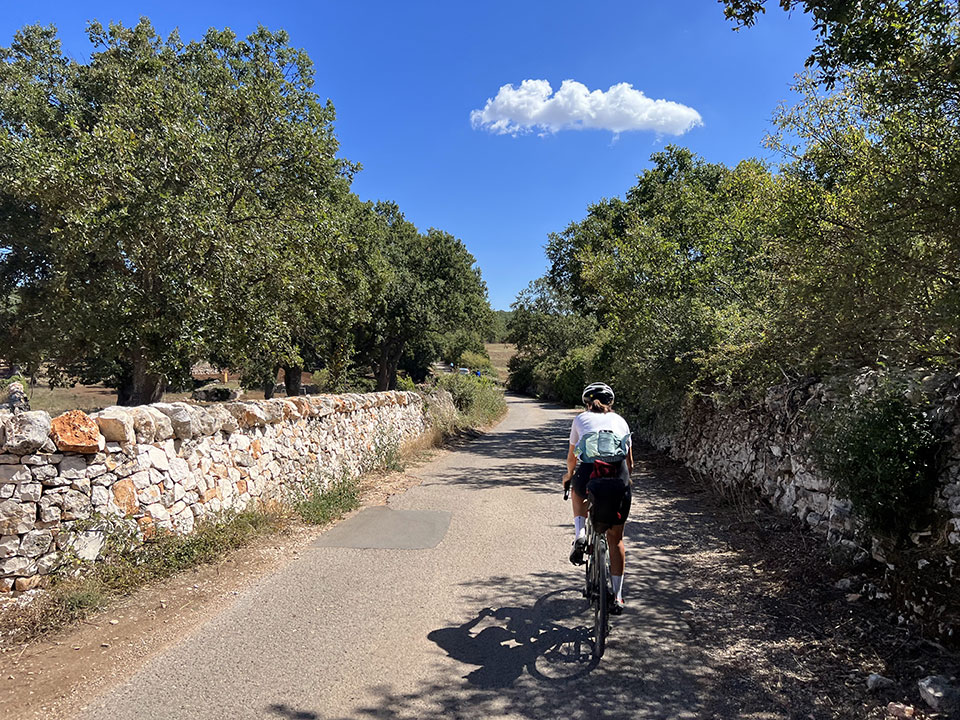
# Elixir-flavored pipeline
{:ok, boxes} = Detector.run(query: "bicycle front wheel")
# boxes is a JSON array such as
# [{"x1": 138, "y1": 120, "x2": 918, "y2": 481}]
[{"x1": 593, "y1": 539, "x2": 609, "y2": 660}]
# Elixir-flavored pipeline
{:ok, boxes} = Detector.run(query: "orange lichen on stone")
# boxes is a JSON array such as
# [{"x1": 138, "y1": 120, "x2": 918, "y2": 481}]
[
  {"x1": 250, "y1": 439, "x2": 262, "y2": 459},
  {"x1": 236, "y1": 480, "x2": 247, "y2": 495},
  {"x1": 112, "y1": 478, "x2": 138, "y2": 516},
  {"x1": 14, "y1": 576, "x2": 43, "y2": 592},
  {"x1": 202, "y1": 487, "x2": 222, "y2": 503},
  {"x1": 138, "y1": 516, "x2": 156, "y2": 539},
  {"x1": 49, "y1": 410, "x2": 101, "y2": 454}
]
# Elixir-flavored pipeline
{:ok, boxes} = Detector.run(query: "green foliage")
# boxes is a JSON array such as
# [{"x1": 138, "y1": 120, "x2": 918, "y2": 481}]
[
  {"x1": 396, "y1": 374, "x2": 416, "y2": 391},
  {"x1": 0, "y1": 21, "x2": 356, "y2": 404},
  {"x1": 353, "y1": 203, "x2": 492, "y2": 391},
  {"x1": 812, "y1": 382, "x2": 941, "y2": 537},
  {"x1": 439, "y1": 329, "x2": 487, "y2": 366},
  {"x1": 506, "y1": 279, "x2": 598, "y2": 399},
  {"x1": 512, "y1": 44, "x2": 960, "y2": 419},
  {"x1": 0, "y1": 20, "x2": 492, "y2": 404},
  {"x1": 484, "y1": 310, "x2": 514, "y2": 343},
  {"x1": 289, "y1": 472, "x2": 361, "y2": 526},
  {"x1": 0, "y1": 373, "x2": 28, "y2": 390},
  {"x1": 436, "y1": 373, "x2": 507, "y2": 426},
  {"x1": 720, "y1": 1, "x2": 959, "y2": 91},
  {"x1": 459, "y1": 350, "x2": 495, "y2": 375}
]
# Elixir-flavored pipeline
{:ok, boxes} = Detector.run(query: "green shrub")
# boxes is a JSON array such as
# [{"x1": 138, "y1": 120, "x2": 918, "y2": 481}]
[
  {"x1": 439, "y1": 329, "x2": 486, "y2": 365},
  {"x1": 94, "y1": 509, "x2": 285, "y2": 588},
  {"x1": 0, "y1": 373, "x2": 28, "y2": 390},
  {"x1": 460, "y1": 350, "x2": 496, "y2": 375},
  {"x1": 812, "y1": 381, "x2": 941, "y2": 538},
  {"x1": 396, "y1": 374, "x2": 416, "y2": 391},
  {"x1": 507, "y1": 354, "x2": 536, "y2": 394},
  {"x1": 437, "y1": 372, "x2": 507, "y2": 426},
  {"x1": 289, "y1": 472, "x2": 361, "y2": 526}
]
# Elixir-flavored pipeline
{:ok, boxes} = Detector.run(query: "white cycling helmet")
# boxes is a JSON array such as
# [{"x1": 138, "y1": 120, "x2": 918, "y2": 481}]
[{"x1": 582, "y1": 382, "x2": 615, "y2": 406}]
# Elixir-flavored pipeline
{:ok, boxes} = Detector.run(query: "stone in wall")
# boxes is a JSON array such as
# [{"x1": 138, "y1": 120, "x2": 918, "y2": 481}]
[
  {"x1": 3, "y1": 382, "x2": 30, "y2": 413},
  {"x1": 2, "y1": 411, "x2": 51, "y2": 455},
  {"x1": 50, "y1": 410, "x2": 102, "y2": 454}
]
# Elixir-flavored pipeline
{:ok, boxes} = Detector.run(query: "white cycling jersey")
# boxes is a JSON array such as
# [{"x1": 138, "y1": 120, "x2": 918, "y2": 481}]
[{"x1": 569, "y1": 411, "x2": 631, "y2": 449}]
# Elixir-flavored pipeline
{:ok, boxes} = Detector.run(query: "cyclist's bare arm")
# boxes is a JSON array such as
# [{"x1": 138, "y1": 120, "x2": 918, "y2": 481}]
[
  {"x1": 626, "y1": 445, "x2": 634, "y2": 474},
  {"x1": 562, "y1": 444, "x2": 577, "y2": 484}
]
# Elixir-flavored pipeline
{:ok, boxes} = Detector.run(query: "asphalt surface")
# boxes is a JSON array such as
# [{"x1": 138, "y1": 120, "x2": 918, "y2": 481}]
[{"x1": 78, "y1": 395, "x2": 706, "y2": 720}]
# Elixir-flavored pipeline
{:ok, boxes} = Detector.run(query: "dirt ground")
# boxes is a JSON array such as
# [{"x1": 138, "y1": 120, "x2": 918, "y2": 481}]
[
  {"x1": 484, "y1": 343, "x2": 516, "y2": 383},
  {"x1": 10, "y1": 368, "x2": 316, "y2": 416},
  {"x1": 16, "y1": 384, "x2": 195, "y2": 416},
  {"x1": 637, "y1": 450, "x2": 960, "y2": 719}
]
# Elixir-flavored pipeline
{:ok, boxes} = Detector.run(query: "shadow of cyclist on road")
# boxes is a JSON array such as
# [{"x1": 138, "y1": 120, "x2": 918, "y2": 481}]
[{"x1": 428, "y1": 587, "x2": 598, "y2": 689}]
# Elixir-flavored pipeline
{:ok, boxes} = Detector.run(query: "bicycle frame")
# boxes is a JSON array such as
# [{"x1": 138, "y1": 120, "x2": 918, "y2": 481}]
[
  {"x1": 565, "y1": 479, "x2": 610, "y2": 660},
  {"x1": 583, "y1": 512, "x2": 610, "y2": 659}
]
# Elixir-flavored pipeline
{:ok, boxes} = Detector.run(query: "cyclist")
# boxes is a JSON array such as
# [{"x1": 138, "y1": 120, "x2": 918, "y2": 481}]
[{"x1": 561, "y1": 382, "x2": 633, "y2": 614}]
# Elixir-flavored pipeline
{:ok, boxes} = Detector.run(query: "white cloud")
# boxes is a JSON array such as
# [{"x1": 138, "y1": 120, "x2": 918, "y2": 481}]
[{"x1": 470, "y1": 79, "x2": 703, "y2": 137}]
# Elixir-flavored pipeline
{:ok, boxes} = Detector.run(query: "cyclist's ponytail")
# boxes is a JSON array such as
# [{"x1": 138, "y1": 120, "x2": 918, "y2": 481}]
[{"x1": 586, "y1": 398, "x2": 612, "y2": 414}]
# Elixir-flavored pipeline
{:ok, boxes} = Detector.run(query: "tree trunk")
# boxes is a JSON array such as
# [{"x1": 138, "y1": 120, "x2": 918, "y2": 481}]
[
  {"x1": 263, "y1": 365, "x2": 279, "y2": 399},
  {"x1": 283, "y1": 365, "x2": 303, "y2": 396},
  {"x1": 375, "y1": 344, "x2": 392, "y2": 391},
  {"x1": 387, "y1": 356, "x2": 399, "y2": 391},
  {"x1": 116, "y1": 349, "x2": 167, "y2": 406}
]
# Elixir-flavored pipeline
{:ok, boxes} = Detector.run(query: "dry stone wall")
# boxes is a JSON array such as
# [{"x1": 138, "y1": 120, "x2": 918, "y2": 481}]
[
  {"x1": 0, "y1": 391, "x2": 428, "y2": 591},
  {"x1": 646, "y1": 371, "x2": 960, "y2": 641}
]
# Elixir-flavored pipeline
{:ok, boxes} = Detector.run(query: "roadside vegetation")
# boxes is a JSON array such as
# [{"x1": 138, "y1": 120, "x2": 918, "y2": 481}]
[
  {"x1": 436, "y1": 373, "x2": 507, "y2": 428},
  {"x1": 507, "y1": 2, "x2": 960, "y2": 536},
  {"x1": 0, "y1": 507, "x2": 288, "y2": 645}
]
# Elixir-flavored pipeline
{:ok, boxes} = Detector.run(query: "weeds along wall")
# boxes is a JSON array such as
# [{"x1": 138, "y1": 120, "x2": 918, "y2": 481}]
[
  {"x1": 645, "y1": 370, "x2": 960, "y2": 642},
  {"x1": 0, "y1": 390, "x2": 429, "y2": 590}
]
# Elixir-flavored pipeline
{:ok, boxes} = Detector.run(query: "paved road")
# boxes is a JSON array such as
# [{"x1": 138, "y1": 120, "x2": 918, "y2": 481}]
[{"x1": 79, "y1": 395, "x2": 706, "y2": 720}]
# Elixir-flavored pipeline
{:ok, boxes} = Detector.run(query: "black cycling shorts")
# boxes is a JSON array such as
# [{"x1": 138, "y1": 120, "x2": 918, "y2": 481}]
[{"x1": 571, "y1": 460, "x2": 632, "y2": 528}]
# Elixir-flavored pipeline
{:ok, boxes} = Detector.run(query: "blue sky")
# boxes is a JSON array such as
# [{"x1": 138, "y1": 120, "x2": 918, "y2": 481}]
[{"x1": 0, "y1": 1, "x2": 815, "y2": 310}]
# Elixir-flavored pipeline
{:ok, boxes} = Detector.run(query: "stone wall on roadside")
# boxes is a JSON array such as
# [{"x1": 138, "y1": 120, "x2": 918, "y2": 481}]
[
  {"x1": 0, "y1": 391, "x2": 428, "y2": 591},
  {"x1": 645, "y1": 370, "x2": 960, "y2": 641}
]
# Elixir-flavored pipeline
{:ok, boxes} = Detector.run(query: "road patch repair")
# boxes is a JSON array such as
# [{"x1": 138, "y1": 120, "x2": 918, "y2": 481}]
[{"x1": 312, "y1": 506, "x2": 452, "y2": 549}]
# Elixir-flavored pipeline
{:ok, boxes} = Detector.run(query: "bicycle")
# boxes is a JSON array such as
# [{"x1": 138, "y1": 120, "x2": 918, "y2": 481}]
[{"x1": 564, "y1": 480, "x2": 611, "y2": 660}]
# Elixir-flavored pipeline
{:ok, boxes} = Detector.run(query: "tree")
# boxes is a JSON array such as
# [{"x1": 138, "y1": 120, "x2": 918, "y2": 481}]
[
  {"x1": 0, "y1": 20, "x2": 351, "y2": 404},
  {"x1": 355, "y1": 203, "x2": 490, "y2": 391},
  {"x1": 720, "y1": 1, "x2": 960, "y2": 91}
]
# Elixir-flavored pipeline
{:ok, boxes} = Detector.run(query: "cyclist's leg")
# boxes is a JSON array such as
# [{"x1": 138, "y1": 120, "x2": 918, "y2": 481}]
[
  {"x1": 571, "y1": 463, "x2": 591, "y2": 529},
  {"x1": 607, "y1": 467, "x2": 632, "y2": 608},
  {"x1": 569, "y1": 464, "x2": 590, "y2": 564},
  {"x1": 606, "y1": 523, "x2": 625, "y2": 575}
]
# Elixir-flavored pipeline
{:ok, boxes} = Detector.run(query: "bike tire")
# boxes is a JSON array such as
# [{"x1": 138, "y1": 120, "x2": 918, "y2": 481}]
[
  {"x1": 593, "y1": 538, "x2": 609, "y2": 660},
  {"x1": 584, "y1": 542, "x2": 592, "y2": 599}
]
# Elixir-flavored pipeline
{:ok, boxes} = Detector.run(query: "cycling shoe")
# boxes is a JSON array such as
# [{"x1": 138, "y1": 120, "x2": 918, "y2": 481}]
[
  {"x1": 611, "y1": 596, "x2": 624, "y2": 615},
  {"x1": 569, "y1": 537, "x2": 587, "y2": 565}
]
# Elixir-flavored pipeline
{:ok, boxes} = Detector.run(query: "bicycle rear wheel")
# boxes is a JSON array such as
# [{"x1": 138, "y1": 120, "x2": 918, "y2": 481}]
[
  {"x1": 592, "y1": 538, "x2": 609, "y2": 660},
  {"x1": 583, "y1": 540, "x2": 592, "y2": 598}
]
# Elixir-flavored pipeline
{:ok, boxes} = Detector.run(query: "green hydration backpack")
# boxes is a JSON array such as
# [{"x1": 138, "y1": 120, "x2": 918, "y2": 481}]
[{"x1": 575, "y1": 430, "x2": 630, "y2": 463}]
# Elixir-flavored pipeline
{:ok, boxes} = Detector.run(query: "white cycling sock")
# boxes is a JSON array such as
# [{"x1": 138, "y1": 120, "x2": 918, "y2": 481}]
[
  {"x1": 611, "y1": 575, "x2": 623, "y2": 600},
  {"x1": 573, "y1": 516, "x2": 586, "y2": 540}
]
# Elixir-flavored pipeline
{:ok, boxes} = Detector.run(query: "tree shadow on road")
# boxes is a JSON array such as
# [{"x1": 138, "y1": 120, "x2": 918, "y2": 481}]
[
  {"x1": 265, "y1": 704, "x2": 319, "y2": 719},
  {"x1": 422, "y1": 411, "x2": 575, "y2": 496}
]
